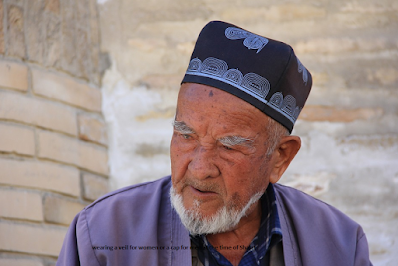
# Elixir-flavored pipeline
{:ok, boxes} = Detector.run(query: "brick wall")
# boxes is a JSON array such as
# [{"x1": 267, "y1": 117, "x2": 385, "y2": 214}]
[{"x1": 0, "y1": 0, "x2": 109, "y2": 265}]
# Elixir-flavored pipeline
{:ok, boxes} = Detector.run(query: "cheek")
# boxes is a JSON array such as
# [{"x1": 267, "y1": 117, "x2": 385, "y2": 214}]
[
  {"x1": 170, "y1": 135, "x2": 178, "y2": 157},
  {"x1": 170, "y1": 135, "x2": 192, "y2": 163},
  {"x1": 223, "y1": 157, "x2": 269, "y2": 196},
  {"x1": 170, "y1": 136, "x2": 192, "y2": 187},
  {"x1": 230, "y1": 156, "x2": 261, "y2": 177},
  {"x1": 257, "y1": 156, "x2": 272, "y2": 178},
  {"x1": 226, "y1": 192, "x2": 242, "y2": 209},
  {"x1": 249, "y1": 158, "x2": 272, "y2": 192},
  {"x1": 170, "y1": 137, "x2": 182, "y2": 180},
  {"x1": 170, "y1": 136, "x2": 179, "y2": 167}
]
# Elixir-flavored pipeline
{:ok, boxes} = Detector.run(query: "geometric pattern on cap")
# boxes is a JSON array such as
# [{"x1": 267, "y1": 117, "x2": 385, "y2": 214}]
[
  {"x1": 297, "y1": 58, "x2": 309, "y2": 85},
  {"x1": 187, "y1": 56, "x2": 301, "y2": 123},
  {"x1": 269, "y1": 92, "x2": 301, "y2": 122},
  {"x1": 225, "y1": 27, "x2": 269, "y2": 54},
  {"x1": 187, "y1": 57, "x2": 270, "y2": 100}
]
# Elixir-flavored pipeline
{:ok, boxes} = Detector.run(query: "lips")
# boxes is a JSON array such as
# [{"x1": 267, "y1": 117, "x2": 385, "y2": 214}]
[
  {"x1": 189, "y1": 185, "x2": 218, "y2": 197},
  {"x1": 194, "y1": 187, "x2": 211, "y2": 193}
]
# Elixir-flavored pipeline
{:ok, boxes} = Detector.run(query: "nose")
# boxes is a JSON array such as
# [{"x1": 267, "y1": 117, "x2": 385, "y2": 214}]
[{"x1": 188, "y1": 145, "x2": 220, "y2": 180}]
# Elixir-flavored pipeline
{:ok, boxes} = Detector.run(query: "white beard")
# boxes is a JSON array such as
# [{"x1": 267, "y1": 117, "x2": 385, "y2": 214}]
[{"x1": 170, "y1": 187, "x2": 263, "y2": 236}]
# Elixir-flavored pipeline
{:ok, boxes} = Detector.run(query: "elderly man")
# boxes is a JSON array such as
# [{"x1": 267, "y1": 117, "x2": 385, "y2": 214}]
[{"x1": 57, "y1": 21, "x2": 372, "y2": 266}]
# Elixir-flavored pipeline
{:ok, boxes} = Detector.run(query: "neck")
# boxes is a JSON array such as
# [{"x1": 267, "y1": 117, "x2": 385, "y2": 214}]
[{"x1": 206, "y1": 200, "x2": 262, "y2": 266}]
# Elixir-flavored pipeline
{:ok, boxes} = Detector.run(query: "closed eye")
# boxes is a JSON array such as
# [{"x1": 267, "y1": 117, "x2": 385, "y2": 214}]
[
  {"x1": 223, "y1": 145, "x2": 233, "y2": 151},
  {"x1": 182, "y1": 134, "x2": 192, "y2": 140}
]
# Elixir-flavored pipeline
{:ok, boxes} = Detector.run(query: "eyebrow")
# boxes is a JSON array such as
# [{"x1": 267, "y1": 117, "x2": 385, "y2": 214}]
[
  {"x1": 172, "y1": 120, "x2": 195, "y2": 134},
  {"x1": 218, "y1": 135, "x2": 254, "y2": 147},
  {"x1": 172, "y1": 120, "x2": 254, "y2": 147}
]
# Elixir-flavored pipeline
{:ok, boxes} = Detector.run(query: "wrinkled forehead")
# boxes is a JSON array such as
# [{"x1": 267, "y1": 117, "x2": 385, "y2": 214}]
[
  {"x1": 177, "y1": 83, "x2": 261, "y2": 111},
  {"x1": 175, "y1": 83, "x2": 270, "y2": 131},
  {"x1": 177, "y1": 82, "x2": 234, "y2": 104}
]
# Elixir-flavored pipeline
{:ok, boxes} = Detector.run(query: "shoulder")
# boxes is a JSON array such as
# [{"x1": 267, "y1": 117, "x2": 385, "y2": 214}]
[
  {"x1": 274, "y1": 183, "x2": 359, "y2": 227},
  {"x1": 85, "y1": 175, "x2": 172, "y2": 211},
  {"x1": 275, "y1": 184, "x2": 345, "y2": 213},
  {"x1": 68, "y1": 176, "x2": 176, "y2": 265},
  {"x1": 76, "y1": 176, "x2": 173, "y2": 233},
  {"x1": 274, "y1": 183, "x2": 367, "y2": 265},
  {"x1": 74, "y1": 176, "x2": 173, "y2": 247}
]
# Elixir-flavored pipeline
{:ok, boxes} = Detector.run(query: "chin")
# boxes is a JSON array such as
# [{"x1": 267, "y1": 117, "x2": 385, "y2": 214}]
[{"x1": 170, "y1": 187, "x2": 262, "y2": 236}]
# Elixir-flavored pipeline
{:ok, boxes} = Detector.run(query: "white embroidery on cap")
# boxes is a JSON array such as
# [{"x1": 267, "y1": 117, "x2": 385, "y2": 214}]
[
  {"x1": 225, "y1": 27, "x2": 269, "y2": 53},
  {"x1": 242, "y1": 73, "x2": 270, "y2": 99},
  {"x1": 187, "y1": 58, "x2": 202, "y2": 72},
  {"x1": 201, "y1": 57, "x2": 228, "y2": 77},
  {"x1": 293, "y1": 106, "x2": 301, "y2": 121},
  {"x1": 223, "y1": 69, "x2": 243, "y2": 84},
  {"x1": 186, "y1": 57, "x2": 269, "y2": 101},
  {"x1": 281, "y1": 95, "x2": 296, "y2": 116},
  {"x1": 269, "y1": 92, "x2": 301, "y2": 122},
  {"x1": 270, "y1": 92, "x2": 284, "y2": 109},
  {"x1": 186, "y1": 57, "x2": 301, "y2": 124},
  {"x1": 297, "y1": 58, "x2": 308, "y2": 85}
]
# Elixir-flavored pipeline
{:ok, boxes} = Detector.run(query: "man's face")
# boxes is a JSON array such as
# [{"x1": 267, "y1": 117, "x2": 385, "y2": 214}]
[{"x1": 170, "y1": 83, "x2": 275, "y2": 224}]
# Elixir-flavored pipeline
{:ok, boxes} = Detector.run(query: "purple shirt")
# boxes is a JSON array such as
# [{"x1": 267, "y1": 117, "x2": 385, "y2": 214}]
[{"x1": 56, "y1": 176, "x2": 372, "y2": 266}]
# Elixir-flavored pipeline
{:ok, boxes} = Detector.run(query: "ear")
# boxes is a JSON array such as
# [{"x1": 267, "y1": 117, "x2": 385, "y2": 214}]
[{"x1": 269, "y1": 135, "x2": 301, "y2": 184}]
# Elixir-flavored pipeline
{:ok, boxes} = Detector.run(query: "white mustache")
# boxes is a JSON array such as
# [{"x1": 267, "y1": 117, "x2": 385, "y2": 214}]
[{"x1": 183, "y1": 178, "x2": 220, "y2": 194}]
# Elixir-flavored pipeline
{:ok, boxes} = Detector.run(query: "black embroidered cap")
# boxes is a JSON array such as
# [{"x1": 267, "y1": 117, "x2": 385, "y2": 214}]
[{"x1": 181, "y1": 21, "x2": 312, "y2": 133}]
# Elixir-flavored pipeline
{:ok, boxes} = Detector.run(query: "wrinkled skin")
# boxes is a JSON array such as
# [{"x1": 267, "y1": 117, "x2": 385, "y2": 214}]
[
  {"x1": 170, "y1": 83, "x2": 301, "y2": 265},
  {"x1": 171, "y1": 83, "x2": 273, "y2": 220}
]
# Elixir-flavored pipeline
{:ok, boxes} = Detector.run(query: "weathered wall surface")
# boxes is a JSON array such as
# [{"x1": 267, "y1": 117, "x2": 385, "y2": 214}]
[
  {"x1": 98, "y1": 0, "x2": 398, "y2": 265},
  {"x1": 0, "y1": 0, "x2": 109, "y2": 265}
]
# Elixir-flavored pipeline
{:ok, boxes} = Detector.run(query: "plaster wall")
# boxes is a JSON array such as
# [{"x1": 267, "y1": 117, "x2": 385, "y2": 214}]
[{"x1": 97, "y1": 0, "x2": 398, "y2": 264}]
